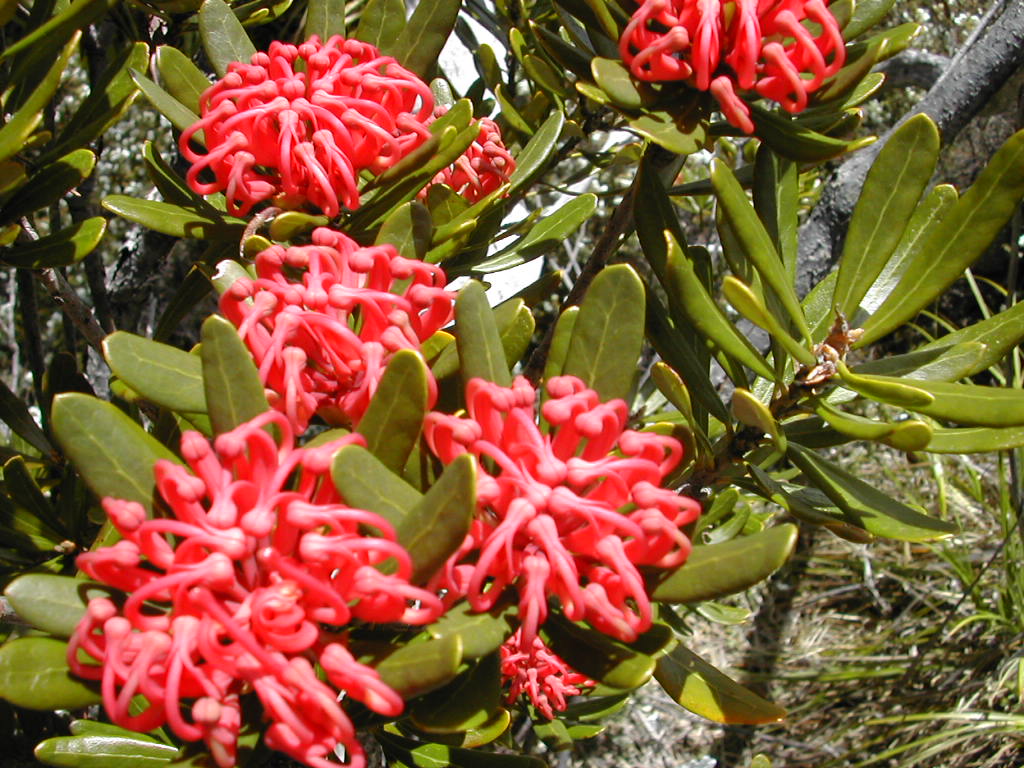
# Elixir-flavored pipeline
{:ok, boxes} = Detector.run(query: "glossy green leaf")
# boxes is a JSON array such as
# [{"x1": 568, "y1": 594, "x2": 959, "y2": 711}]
[
  {"x1": 531, "y1": 717, "x2": 573, "y2": 751},
  {"x1": 332, "y1": 444, "x2": 422, "y2": 528},
  {"x1": 199, "y1": 0, "x2": 256, "y2": 77},
  {"x1": 497, "y1": 299, "x2": 536, "y2": 371},
  {"x1": 375, "y1": 634, "x2": 463, "y2": 698},
  {"x1": 34, "y1": 734, "x2": 178, "y2": 767},
  {"x1": 4, "y1": 455, "x2": 66, "y2": 537},
  {"x1": 68, "y1": 721, "x2": 162, "y2": 740},
  {"x1": 52, "y1": 393, "x2": 181, "y2": 515},
  {"x1": 843, "y1": 0, "x2": 898, "y2": 39},
  {"x1": 267, "y1": 211, "x2": 327, "y2": 241},
  {"x1": 103, "y1": 196, "x2": 245, "y2": 240},
  {"x1": 143, "y1": 141, "x2": 208, "y2": 209},
  {"x1": 304, "y1": 0, "x2": 345, "y2": 41},
  {"x1": 0, "y1": 376, "x2": 54, "y2": 458},
  {"x1": 358, "y1": 350, "x2": 430, "y2": 473},
  {"x1": 712, "y1": 159, "x2": 810, "y2": 342},
  {"x1": 591, "y1": 57, "x2": 645, "y2": 109},
  {"x1": 0, "y1": 149, "x2": 95, "y2": 224},
  {"x1": 0, "y1": 637, "x2": 100, "y2": 710},
  {"x1": 655, "y1": 643, "x2": 785, "y2": 724},
  {"x1": 926, "y1": 425, "x2": 1024, "y2": 454},
  {"x1": 418, "y1": 708, "x2": 511, "y2": 749},
  {"x1": 379, "y1": 731, "x2": 545, "y2": 768},
  {"x1": 916, "y1": 300, "x2": 1024, "y2": 378},
  {"x1": 397, "y1": 454, "x2": 475, "y2": 584},
  {"x1": 103, "y1": 332, "x2": 206, "y2": 414},
  {"x1": 543, "y1": 614, "x2": 656, "y2": 690},
  {"x1": 355, "y1": 0, "x2": 406, "y2": 49},
  {"x1": 201, "y1": 315, "x2": 268, "y2": 434},
  {"x1": 749, "y1": 103, "x2": 873, "y2": 162},
  {"x1": 131, "y1": 70, "x2": 203, "y2": 135},
  {"x1": 376, "y1": 201, "x2": 432, "y2": 261},
  {"x1": 787, "y1": 443, "x2": 956, "y2": 540},
  {"x1": 508, "y1": 111, "x2": 565, "y2": 195},
  {"x1": 0, "y1": 0, "x2": 111, "y2": 65},
  {"x1": 455, "y1": 281, "x2": 512, "y2": 386},
  {"x1": 155, "y1": 46, "x2": 212, "y2": 115},
  {"x1": 652, "y1": 525, "x2": 797, "y2": 603},
  {"x1": 387, "y1": 0, "x2": 460, "y2": 78},
  {"x1": 523, "y1": 53, "x2": 572, "y2": 98},
  {"x1": 628, "y1": 110, "x2": 706, "y2": 155},
  {"x1": 562, "y1": 263, "x2": 645, "y2": 402},
  {"x1": 752, "y1": 146, "x2": 798, "y2": 279},
  {"x1": 475, "y1": 194, "x2": 597, "y2": 273},
  {"x1": 859, "y1": 129, "x2": 1024, "y2": 346},
  {"x1": 662, "y1": 231, "x2": 776, "y2": 382},
  {"x1": 722, "y1": 276, "x2": 815, "y2": 366},
  {"x1": 4, "y1": 574, "x2": 118, "y2": 638},
  {"x1": 835, "y1": 362, "x2": 934, "y2": 408},
  {"x1": 814, "y1": 400, "x2": 932, "y2": 452},
  {"x1": 541, "y1": 305, "x2": 579, "y2": 383},
  {"x1": 833, "y1": 115, "x2": 939, "y2": 321},
  {"x1": 1, "y1": 217, "x2": 106, "y2": 268},
  {"x1": 411, "y1": 654, "x2": 502, "y2": 733},
  {"x1": 731, "y1": 388, "x2": 786, "y2": 451},
  {"x1": 853, "y1": 341, "x2": 987, "y2": 383},
  {"x1": 427, "y1": 599, "x2": 517, "y2": 661}
]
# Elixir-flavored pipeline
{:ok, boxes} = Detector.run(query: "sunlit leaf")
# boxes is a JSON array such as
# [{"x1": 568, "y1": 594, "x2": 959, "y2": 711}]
[
  {"x1": 508, "y1": 111, "x2": 565, "y2": 195},
  {"x1": 200, "y1": 315, "x2": 268, "y2": 434},
  {"x1": 4, "y1": 574, "x2": 119, "y2": 639},
  {"x1": 543, "y1": 614, "x2": 656, "y2": 690},
  {"x1": 0, "y1": 637, "x2": 101, "y2": 710},
  {"x1": 427, "y1": 599, "x2": 517, "y2": 661},
  {"x1": 354, "y1": 0, "x2": 406, "y2": 49},
  {"x1": 332, "y1": 444, "x2": 421, "y2": 528},
  {"x1": 386, "y1": 0, "x2": 460, "y2": 78},
  {"x1": 304, "y1": 0, "x2": 346, "y2": 41},
  {"x1": 199, "y1": 0, "x2": 256, "y2": 77},
  {"x1": 374, "y1": 634, "x2": 463, "y2": 698},
  {"x1": 358, "y1": 350, "x2": 430, "y2": 473},
  {"x1": 410, "y1": 654, "x2": 502, "y2": 733},
  {"x1": 455, "y1": 281, "x2": 512, "y2": 386},
  {"x1": 103, "y1": 332, "x2": 206, "y2": 414},
  {"x1": 103, "y1": 196, "x2": 245, "y2": 240},
  {"x1": 34, "y1": 734, "x2": 178, "y2": 767},
  {"x1": 155, "y1": 46, "x2": 212, "y2": 115},
  {"x1": 131, "y1": 70, "x2": 202, "y2": 135},
  {"x1": 1, "y1": 216, "x2": 106, "y2": 268},
  {"x1": 926, "y1": 425, "x2": 1024, "y2": 454}
]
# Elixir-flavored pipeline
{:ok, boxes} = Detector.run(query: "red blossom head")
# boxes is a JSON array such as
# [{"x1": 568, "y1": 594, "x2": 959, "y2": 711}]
[
  {"x1": 422, "y1": 109, "x2": 516, "y2": 203},
  {"x1": 619, "y1": 0, "x2": 846, "y2": 132},
  {"x1": 424, "y1": 376, "x2": 701, "y2": 648},
  {"x1": 221, "y1": 226, "x2": 455, "y2": 432},
  {"x1": 68, "y1": 411, "x2": 442, "y2": 768},
  {"x1": 500, "y1": 628, "x2": 594, "y2": 719},
  {"x1": 180, "y1": 36, "x2": 435, "y2": 217}
]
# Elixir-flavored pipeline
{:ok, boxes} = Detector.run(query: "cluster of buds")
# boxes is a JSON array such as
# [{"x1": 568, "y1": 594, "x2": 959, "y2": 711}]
[
  {"x1": 620, "y1": 0, "x2": 846, "y2": 132},
  {"x1": 425, "y1": 375, "x2": 701, "y2": 712},
  {"x1": 180, "y1": 36, "x2": 435, "y2": 217},
  {"x1": 220, "y1": 226, "x2": 455, "y2": 431},
  {"x1": 423, "y1": 112, "x2": 516, "y2": 203},
  {"x1": 68, "y1": 412, "x2": 441, "y2": 768},
  {"x1": 500, "y1": 629, "x2": 594, "y2": 719}
]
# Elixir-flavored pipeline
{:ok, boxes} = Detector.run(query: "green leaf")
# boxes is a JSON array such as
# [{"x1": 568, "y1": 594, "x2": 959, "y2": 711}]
[
  {"x1": 752, "y1": 146, "x2": 798, "y2": 280},
  {"x1": 731, "y1": 388, "x2": 786, "y2": 452},
  {"x1": 926, "y1": 426, "x2": 1024, "y2": 454},
  {"x1": 0, "y1": 149, "x2": 96, "y2": 225},
  {"x1": 199, "y1": 0, "x2": 256, "y2": 77},
  {"x1": 103, "y1": 196, "x2": 245, "y2": 240},
  {"x1": 591, "y1": 57, "x2": 647, "y2": 109},
  {"x1": 508, "y1": 111, "x2": 565, "y2": 195},
  {"x1": 0, "y1": 376, "x2": 55, "y2": 457},
  {"x1": 332, "y1": 444, "x2": 422, "y2": 529},
  {"x1": 712, "y1": 159, "x2": 810, "y2": 342},
  {"x1": 354, "y1": 0, "x2": 406, "y2": 49},
  {"x1": 396, "y1": 454, "x2": 476, "y2": 584},
  {"x1": 4, "y1": 574, "x2": 119, "y2": 638},
  {"x1": 154, "y1": 266, "x2": 216, "y2": 342},
  {"x1": 787, "y1": 443, "x2": 956, "y2": 541},
  {"x1": 722, "y1": 276, "x2": 815, "y2": 366},
  {"x1": 851, "y1": 373, "x2": 1024, "y2": 427},
  {"x1": 358, "y1": 350, "x2": 430, "y2": 473},
  {"x1": 833, "y1": 115, "x2": 939, "y2": 321},
  {"x1": 386, "y1": 0, "x2": 460, "y2": 78},
  {"x1": 103, "y1": 332, "x2": 206, "y2": 414},
  {"x1": 655, "y1": 643, "x2": 785, "y2": 724},
  {"x1": 651, "y1": 525, "x2": 797, "y2": 603},
  {"x1": 0, "y1": 637, "x2": 101, "y2": 710},
  {"x1": 814, "y1": 400, "x2": 932, "y2": 452},
  {"x1": 662, "y1": 231, "x2": 776, "y2": 382},
  {"x1": 455, "y1": 281, "x2": 511, "y2": 386},
  {"x1": 379, "y1": 731, "x2": 545, "y2": 768},
  {"x1": 51, "y1": 393, "x2": 181, "y2": 515},
  {"x1": 543, "y1": 614, "x2": 656, "y2": 690},
  {"x1": 627, "y1": 110, "x2": 706, "y2": 155},
  {"x1": 267, "y1": 211, "x2": 328, "y2": 241},
  {"x1": 155, "y1": 46, "x2": 212, "y2": 115},
  {"x1": 835, "y1": 362, "x2": 934, "y2": 408},
  {"x1": 34, "y1": 734, "x2": 179, "y2": 767},
  {"x1": 749, "y1": 104, "x2": 873, "y2": 162},
  {"x1": 843, "y1": 0, "x2": 898, "y2": 39},
  {"x1": 915, "y1": 300, "x2": 1024, "y2": 378},
  {"x1": 374, "y1": 634, "x2": 463, "y2": 698},
  {"x1": 562, "y1": 263, "x2": 645, "y2": 402},
  {"x1": 853, "y1": 341, "x2": 987, "y2": 383},
  {"x1": 376, "y1": 201, "x2": 433, "y2": 261},
  {"x1": 304, "y1": 0, "x2": 346, "y2": 41},
  {"x1": 427, "y1": 599, "x2": 517, "y2": 661},
  {"x1": 143, "y1": 142, "x2": 207, "y2": 209},
  {"x1": 200, "y1": 315, "x2": 268, "y2": 434},
  {"x1": 859, "y1": 129, "x2": 1024, "y2": 346},
  {"x1": 1, "y1": 216, "x2": 106, "y2": 268},
  {"x1": 475, "y1": 194, "x2": 597, "y2": 273},
  {"x1": 541, "y1": 306, "x2": 579, "y2": 383},
  {"x1": 0, "y1": 0, "x2": 113, "y2": 66},
  {"x1": 411, "y1": 653, "x2": 502, "y2": 734},
  {"x1": 131, "y1": 70, "x2": 202, "y2": 135}
]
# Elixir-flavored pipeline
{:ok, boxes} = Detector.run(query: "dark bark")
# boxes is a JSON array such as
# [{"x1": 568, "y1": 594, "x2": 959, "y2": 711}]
[
  {"x1": 796, "y1": 0, "x2": 1024, "y2": 298},
  {"x1": 874, "y1": 49, "x2": 950, "y2": 91}
]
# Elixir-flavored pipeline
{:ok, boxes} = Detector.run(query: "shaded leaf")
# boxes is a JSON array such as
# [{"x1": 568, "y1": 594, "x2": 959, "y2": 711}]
[
  {"x1": 411, "y1": 654, "x2": 502, "y2": 734},
  {"x1": 155, "y1": 46, "x2": 212, "y2": 115},
  {"x1": 0, "y1": 376, "x2": 54, "y2": 457},
  {"x1": 332, "y1": 444, "x2": 421, "y2": 528},
  {"x1": 354, "y1": 0, "x2": 406, "y2": 50},
  {"x1": 199, "y1": 0, "x2": 257, "y2": 77},
  {"x1": 358, "y1": 350, "x2": 430, "y2": 473},
  {"x1": 474, "y1": 194, "x2": 596, "y2": 272},
  {"x1": 103, "y1": 332, "x2": 206, "y2": 414},
  {"x1": 0, "y1": 637, "x2": 100, "y2": 710},
  {"x1": 374, "y1": 634, "x2": 463, "y2": 698},
  {"x1": 0, "y1": 149, "x2": 95, "y2": 225},
  {"x1": 387, "y1": 0, "x2": 461, "y2": 78},
  {"x1": 1, "y1": 217, "x2": 105, "y2": 268},
  {"x1": 200, "y1": 315, "x2": 268, "y2": 434},
  {"x1": 455, "y1": 281, "x2": 511, "y2": 386},
  {"x1": 749, "y1": 104, "x2": 873, "y2": 162},
  {"x1": 4, "y1": 574, "x2": 119, "y2": 638},
  {"x1": 304, "y1": 0, "x2": 346, "y2": 41},
  {"x1": 628, "y1": 110, "x2": 706, "y2": 155},
  {"x1": 843, "y1": 0, "x2": 898, "y2": 39},
  {"x1": 131, "y1": 70, "x2": 202, "y2": 135},
  {"x1": 508, "y1": 111, "x2": 565, "y2": 195},
  {"x1": 543, "y1": 614, "x2": 656, "y2": 690},
  {"x1": 731, "y1": 388, "x2": 786, "y2": 452},
  {"x1": 376, "y1": 201, "x2": 432, "y2": 261},
  {"x1": 427, "y1": 599, "x2": 517, "y2": 661},
  {"x1": 542, "y1": 306, "x2": 579, "y2": 383}
]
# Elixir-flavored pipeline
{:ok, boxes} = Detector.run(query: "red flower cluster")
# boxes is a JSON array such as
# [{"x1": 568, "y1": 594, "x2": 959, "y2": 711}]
[
  {"x1": 221, "y1": 226, "x2": 455, "y2": 432},
  {"x1": 180, "y1": 36, "x2": 435, "y2": 217},
  {"x1": 425, "y1": 376, "x2": 701, "y2": 651},
  {"x1": 423, "y1": 112, "x2": 516, "y2": 203},
  {"x1": 68, "y1": 412, "x2": 442, "y2": 768},
  {"x1": 619, "y1": 0, "x2": 846, "y2": 132},
  {"x1": 500, "y1": 629, "x2": 594, "y2": 719}
]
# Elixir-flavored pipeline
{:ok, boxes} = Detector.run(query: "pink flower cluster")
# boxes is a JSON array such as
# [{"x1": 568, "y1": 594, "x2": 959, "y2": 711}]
[
  {"x1": 220, "y1": 226, "x2": 455, "y2": 432},
  {"x1": 180, "y1": 36, "x2": 516, "y2": 217},
  {"x1": 426, "y1": 376, "x2": 701, "y2": 648},
  {"x1": 69, "y1": 412, "x2": 441, "y2": 768},
  {"x1": 500, "y1": 629, "x2": 594, "y2": 719},
  {"x1": 619, "y1": 0, "x2": 846, "y2": 132}
]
